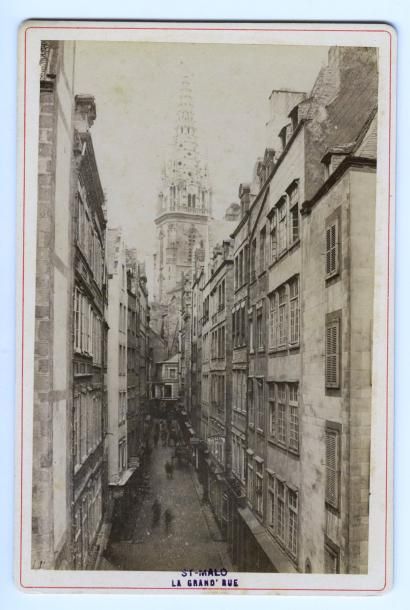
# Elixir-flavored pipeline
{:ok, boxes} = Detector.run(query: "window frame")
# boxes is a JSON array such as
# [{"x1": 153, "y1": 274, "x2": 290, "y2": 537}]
[
  {"x1": 325, "y1": 315, "x2": 341, "y2": 389},
  {"x1": 325, "y1": 422, "x2": 342, "y2": 511}
]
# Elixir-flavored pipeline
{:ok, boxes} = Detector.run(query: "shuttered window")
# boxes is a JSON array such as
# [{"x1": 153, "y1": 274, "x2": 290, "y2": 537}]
[
  {"x1": 324, "y1": 541, "x2": 340, "y2": 573},
  {"x1": 326, "y1": 221, "x2": 338, "y2": 277},
  {"x1": 325, "y1": 320, "x2": 340, "y2": 388},
  {"x1": 325, "y1": 427, "x2": 340, "y2": 509}
]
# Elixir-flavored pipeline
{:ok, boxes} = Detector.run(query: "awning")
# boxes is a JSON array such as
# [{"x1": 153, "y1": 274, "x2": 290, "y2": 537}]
[{"x1": 237, "y1": 506, "x2": 297, "y2": 573}]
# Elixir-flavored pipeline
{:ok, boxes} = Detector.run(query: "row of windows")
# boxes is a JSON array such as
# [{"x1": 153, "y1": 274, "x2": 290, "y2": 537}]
[
  {"x1": 232, "y1": 434, "x2": 246, "y2": 481},
  {"x1": 76, "y1": 190, "x2": 104, "y2": 289},
  {"x1": 208, "y1": 431, "x2": 225, "y2": 466},
  {"x1": 211, "y1": 325, "x2": 226, "y2": 359},
  {"x1": 73, "y1": 391, "x2": 103, "y2": 470},
  {"x1": 234, "y1": 245, "x2": 248, "y2": 291},
  {"x1": 73, "y1": 473, "x2": 103, "y2": 569},
  {"x1": 232, "y1": 369, "x2": 247, "y2": 413},
  {"x1": 210, "y1": 374, "x2": 225, "y2": 413},
  {"x1": 267, "y1": 474, "x2": 299, "y2": 558},
  {"x1": 201, "y1": 373, "x2": 209, "y2": 403},
  {"x1": 268, "y1": 382, "x2": 299, "y2": 452},
  {"x1": 202, "y1": 279, "x2": 226, "y2": 322},
  {"x1": 118, "y1": 344, "x2": 127, "y2": 376},
  {"x1": 119, "y1": 391, "x2": 127, "y2": 424},
  {"x1": 73, "y1": 289, "x2": 103, "y2": 365},
  {"x1": 119, "y1": 303, "x2": 127, "y2": 334},
  {"x1": 232, "y1": 302, "x2": 246, "y2": 348},
  {"x1": 268, "y1": 276, "x2": 300, "y2": 349}
]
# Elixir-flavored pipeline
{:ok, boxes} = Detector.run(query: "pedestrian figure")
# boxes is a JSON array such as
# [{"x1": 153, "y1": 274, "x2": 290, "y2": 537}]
[
  {"x1": 165, "y1": 460, "x2": 173, "y2": 479},
  {"x1": 151, "y1": 498, "x2": 161, "y2": 527},
  {"x1": 153, "y1": 431, "x2": 159, "y2": 448},
  {"x1": 164, "y1": 508, "x2": 174, "y2": 534},
  {"x1": 161, "y1": 428, "x2": 167, "y2": 447}
]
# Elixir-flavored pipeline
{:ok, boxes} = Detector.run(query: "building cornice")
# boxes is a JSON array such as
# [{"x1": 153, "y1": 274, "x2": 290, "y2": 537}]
[{"x1": 301, "y1": 156, "x2": 377, "y2": 215}]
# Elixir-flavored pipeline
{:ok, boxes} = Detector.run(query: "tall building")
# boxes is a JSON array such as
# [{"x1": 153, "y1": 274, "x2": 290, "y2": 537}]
[
  {"x1": 152, "y1": 73, "x2": 211, "y2": 352},
  {"x1": 106, "y1": 229, "x2": 136, "y2": 527},
  {"x1": 32, "y1": 41, "x2": 108, "y2": 570}
]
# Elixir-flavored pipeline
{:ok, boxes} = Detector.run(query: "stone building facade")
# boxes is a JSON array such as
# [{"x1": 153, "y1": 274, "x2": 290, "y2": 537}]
[
  {"x1": 32, "y1": 41, "x2": 108, "y2": 570},
  {"x1": 186, "y1": 46, "x2": 378, "y2": 575},
  {"x1": 106, "y1": 229, "x2": 136, "y2": 520},
  {"x1": 32, "y1": 40, "x2": 77, "y2": 570},
  {"x1": 126, "y1": 250, "x2": 139, "y2": 463},
  {"x1": 71, "y1": 94, "x2": 108, "y2": 570},
  {"x1": 204, "y1": 241, "x2": 234, "y2": 536},
  {"x1": 152, "y1": 74, "x2": 211, "y2": 353}
]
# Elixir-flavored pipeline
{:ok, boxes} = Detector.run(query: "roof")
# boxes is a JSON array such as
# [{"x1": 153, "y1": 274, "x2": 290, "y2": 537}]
[{"x1": 158, "y1": 354, "x2": 179, "y2": 365}]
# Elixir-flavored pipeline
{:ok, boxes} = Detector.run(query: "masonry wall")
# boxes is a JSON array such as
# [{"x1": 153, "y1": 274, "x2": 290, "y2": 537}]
[
  {"x1": 347, "y1": 167, "x2": 376, "y2": 573},
  {"x1": 32, "y1": 41, "x2": 75, "y2": 569}
]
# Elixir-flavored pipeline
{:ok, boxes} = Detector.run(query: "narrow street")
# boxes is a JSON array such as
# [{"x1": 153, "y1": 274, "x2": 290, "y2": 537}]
[{"x1": 103, "y1": 423, "x2": 232, "y2": 571}]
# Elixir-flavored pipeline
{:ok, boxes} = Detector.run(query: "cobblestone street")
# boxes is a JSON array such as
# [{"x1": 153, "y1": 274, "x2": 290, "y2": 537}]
[{"x1": 104, "y1": 431, "x2": 232, "y2": 571}]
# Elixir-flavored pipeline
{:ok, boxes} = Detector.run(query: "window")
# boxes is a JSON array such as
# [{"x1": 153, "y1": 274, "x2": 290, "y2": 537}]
[
  {"x1": 73, "y1": 394, "x2": 81, "y2": 469},
  {"x1": 325, "y1": 318, "x2": 340, "y2": 388},
  {"x1": 269, "y1": 294, "x2": 276, "y2": 348},
  {"x1": 248, "y1": 378, "x2": 254, "y2": 426},
  {"x1": 234, "y1": 256, "x2": 239, "y2": 290},
  {"x1": 289, "y1": 277, "x2": 300, "y2": 345},
  {"x1": 268, "y1": 382, "x2": 276, "y2": 437},
  {"x1": 325, "y1": 425, "x2": 341, "y2": 510},
  {"x1": 276, "y1": 480, "x2": 286, "y2": 541},
  {"x1": 324, "y1": 540, "x2": 340, "y2": 573},
  {"x1": 247, "y1": 461, "x2": 254, "y2": 504},
  {"x1": 256, "y1": 379, "x2": 264, "y2": 430},
  {"x1": 250, "y1": 239, "x2": 256, "y2": 282},
  {"x1": 255, "y1": 460, "x2": 264, "y2": 516},
  {"x1": 268, "y1": 474, "x2": 300, "y2": 560},
  {"x1": 74, "y1": 289, "x2": 81, "y2": 352},
  {"x1": 326, "y1": 221, "x2": 339, "y2": 277},
  {"x1": 268, "y1": 473, "x2": 275, "y2": 531},
  {"x1": 288, "y1": 384, "x2": 299, "y2": 452},
  {"x1": 239, "y1": 250, "x2": 244, "y2": 286},
  {"x1": 278, "y1": 286, "x2": 288, "y2": 347},
  {"x1": 259, "y1": 226, "x2": 266, "y2": 273},
  {"x1": 277, "y1": 384, "x2": 287, "y2": 444},
  {"x1": 257, "y1": 307, "x2": 264, "y2": 350},
  {"x1": 270, "y1": 210, "x2": 277, "y2": 263},
  {"x1": 287, "y1": 488, "x2": 298, "y2": 556},
  {"x1": 288, "y1": 183, "x2": 299, "y2": 244},
  {"x1": 277, "y1": 198, "x2": 287, "y2": 253},
  {"x1": 249, "y1": 311, "x2": 254, "y2": 353}
]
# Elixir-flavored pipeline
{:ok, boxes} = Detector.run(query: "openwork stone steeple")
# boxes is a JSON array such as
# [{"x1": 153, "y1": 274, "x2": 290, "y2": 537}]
[{"x1": 157, "y1": 72, "x2": 212, "y2": 217}]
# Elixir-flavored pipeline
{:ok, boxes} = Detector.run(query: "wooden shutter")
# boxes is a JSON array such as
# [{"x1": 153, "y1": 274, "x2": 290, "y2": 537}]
[
  {"x1": 325, "y1": 320, "x2": 339, "y2": 388},
  {"x1": 326, "y1": 222, "x2": 338, "y2": 276},
  {"x1": 325, "y1": 428, "x2": 339, "y2": 508}
]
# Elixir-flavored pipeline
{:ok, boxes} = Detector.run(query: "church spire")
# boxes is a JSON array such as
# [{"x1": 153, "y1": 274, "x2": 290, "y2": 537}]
[{"x1": 156, "y1": 68, "x2": 212, "y2": 218}]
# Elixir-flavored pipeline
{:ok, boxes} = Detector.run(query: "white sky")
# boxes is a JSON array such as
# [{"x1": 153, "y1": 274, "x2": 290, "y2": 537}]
[{"x1": 74, "y1": 41, "x2": 329, "y2": 292}]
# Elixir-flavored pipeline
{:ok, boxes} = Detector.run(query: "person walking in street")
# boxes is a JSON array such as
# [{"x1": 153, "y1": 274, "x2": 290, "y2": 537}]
[
  {"x1": 153, "y1": 430, "x2": 159, "y2": 448},
  {"x1": 164, "y1": 508, "x2": 174, "y2": 535},
  {"x1": 161, "y1": 427, "x2": 167, "y2": 447},
  {"x1": 164, "y1": 460, "x2": 174, "y2": 479},
  {"x1": 151, "y1": 497, "x2": 161, "y2": 527}
]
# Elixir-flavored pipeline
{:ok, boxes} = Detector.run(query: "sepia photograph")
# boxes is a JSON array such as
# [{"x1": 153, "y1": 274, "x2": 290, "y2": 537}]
[{"x1": 16, "y1": 21, "x2": 395, "y2": 594}]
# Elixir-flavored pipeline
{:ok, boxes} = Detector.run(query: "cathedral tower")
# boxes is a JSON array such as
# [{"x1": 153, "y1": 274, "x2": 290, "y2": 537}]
[{"x1": 153, "y1": 72, "x2": 212, "y2": 323}]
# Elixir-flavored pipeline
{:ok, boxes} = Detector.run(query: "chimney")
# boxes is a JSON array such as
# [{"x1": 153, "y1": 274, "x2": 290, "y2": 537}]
[{"x1": 239, "y1": 183, "x2": 251, "y2": 217}]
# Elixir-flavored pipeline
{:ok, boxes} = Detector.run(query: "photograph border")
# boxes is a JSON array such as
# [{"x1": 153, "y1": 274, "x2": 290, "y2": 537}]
[{"x1": 16, "y1": 20, "x2": 396, "y2": 594}]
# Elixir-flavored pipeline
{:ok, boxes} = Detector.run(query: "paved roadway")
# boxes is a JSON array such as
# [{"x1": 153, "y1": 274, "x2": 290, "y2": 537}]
[{"x1": 104, "y1": 436, "x2": 231, "y2": 572}]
